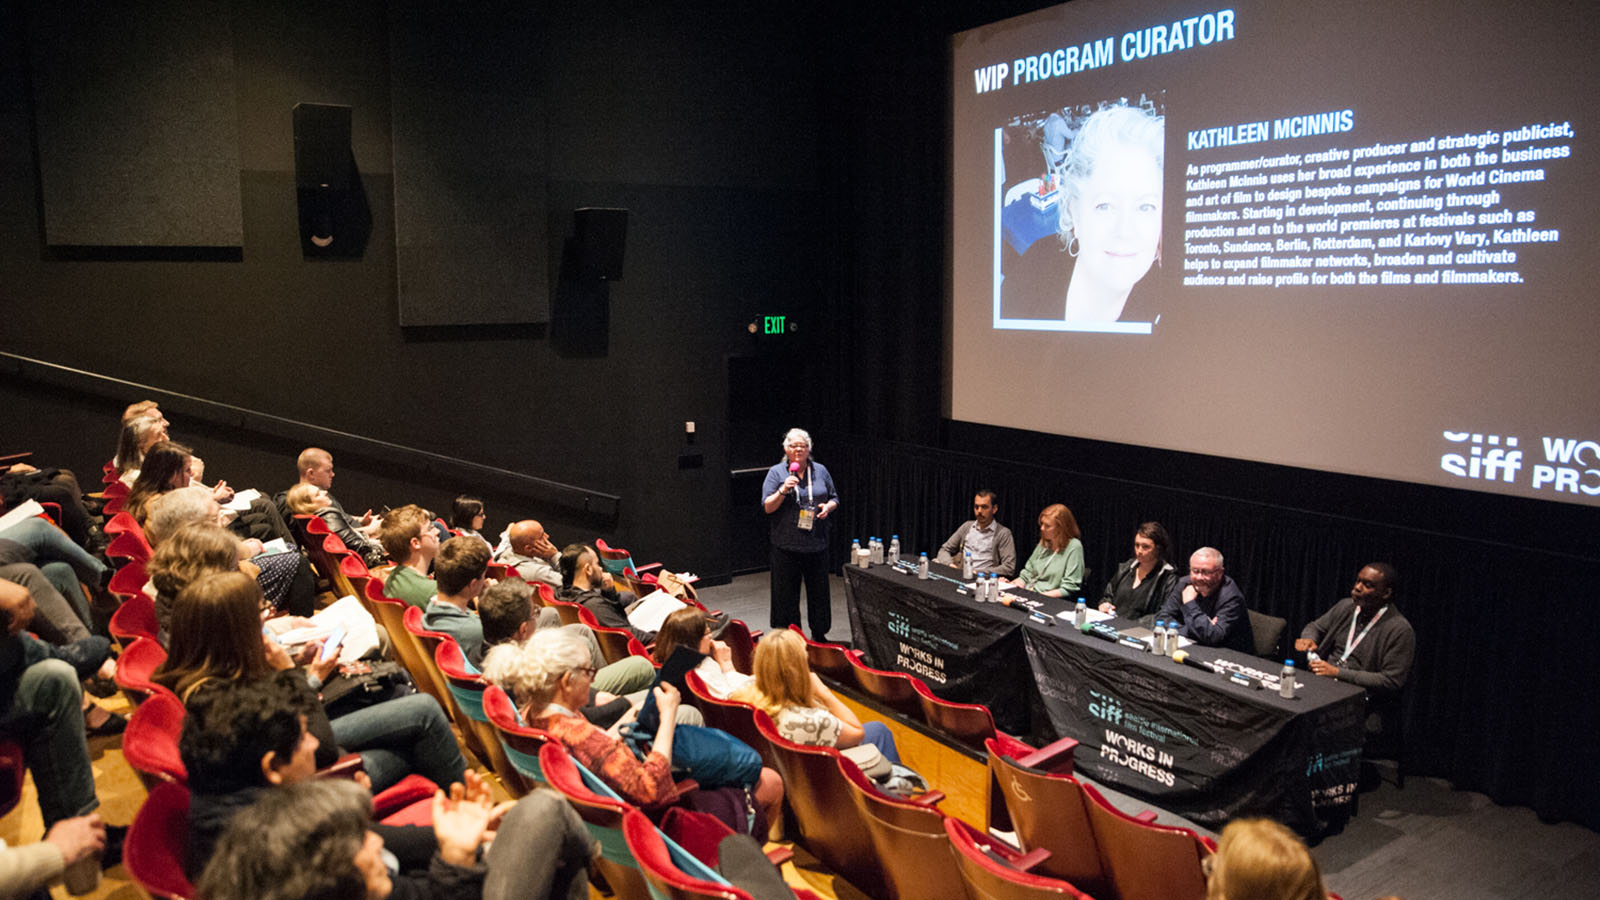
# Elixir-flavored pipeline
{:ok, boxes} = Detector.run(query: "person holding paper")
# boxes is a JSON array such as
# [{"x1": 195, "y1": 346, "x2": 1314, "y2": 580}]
[{"x1": 761, "y1": 428, "x2": 838, "y2": 641}]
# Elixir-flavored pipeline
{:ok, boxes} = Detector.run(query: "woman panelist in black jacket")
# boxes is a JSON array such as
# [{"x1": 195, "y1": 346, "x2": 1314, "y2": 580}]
[{"x1": 1097, "y1": 521, "x2": 1177, "y2": 626}]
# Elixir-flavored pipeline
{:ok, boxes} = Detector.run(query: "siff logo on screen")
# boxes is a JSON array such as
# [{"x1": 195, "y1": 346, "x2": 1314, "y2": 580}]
[{"x1": 1440, "y1": 430, "x2": 1600, "y2": 496}]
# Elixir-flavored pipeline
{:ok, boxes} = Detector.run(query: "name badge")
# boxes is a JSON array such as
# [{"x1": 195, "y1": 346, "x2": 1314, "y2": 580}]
[{"x1": 796, "y1": 508, "x2": 815, "y2": 531}]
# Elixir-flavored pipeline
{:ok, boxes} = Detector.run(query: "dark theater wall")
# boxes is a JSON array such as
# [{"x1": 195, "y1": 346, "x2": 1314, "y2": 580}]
[{"x1": 0, "y1": 1, "x2": 834, "y2": 576}]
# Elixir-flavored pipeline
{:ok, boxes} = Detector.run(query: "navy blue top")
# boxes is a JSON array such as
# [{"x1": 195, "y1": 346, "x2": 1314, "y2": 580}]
[
  {"x1": 1156, "y1": 574, "x2": 1255, "y2": 655},
  {"x1": 762, "y1": 460, "x2": 837, "y2": 554}
]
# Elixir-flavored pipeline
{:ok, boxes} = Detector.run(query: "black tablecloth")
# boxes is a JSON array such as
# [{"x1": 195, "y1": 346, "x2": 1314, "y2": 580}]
[{"x1": 844, "y1": 561, "x2": 1366, "y2": 835}]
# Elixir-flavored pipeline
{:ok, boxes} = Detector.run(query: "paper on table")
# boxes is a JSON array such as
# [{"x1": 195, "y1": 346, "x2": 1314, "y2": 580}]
[
  {"x1": 222, "y1": 488, "x2": 261, "y2": 512},
  {"x1": 627, "y1": 590, "x2": 687, "y2": 634},
  {"x1": 1055, "y1": 608, "x2": 1115, "y2": 624}
]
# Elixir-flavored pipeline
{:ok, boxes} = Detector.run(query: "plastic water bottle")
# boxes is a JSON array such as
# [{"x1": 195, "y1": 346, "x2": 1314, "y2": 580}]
[
  {"x1": 962, "y1": 549, "x2": 974, "y2": 580},
  {"x1": 851, "y1": 538, "x2": 861, "y2": 558},
  {"x1": 1280, "y1": 659, "x2": 1296, "y2": 699},
  {"x1": 1166, "y1": 622, "x2": 1181, "y2": 656},
  {"x1": 917, "y1": 552, "x2": 930, "y2": 579},
  {"x1": 1073, "y1": 597, "x2": 1087, "y2": 627},
  {"x1": 985, "y1": 574, "x2": 997, "y2": 603},
  {"x1": 973, "y1": 573, "x2": 987, "y2": 602},
  {"x1": 1152, "y1": 620, "x2": 1167, "y2": 655},
  {"x1": 889, "y1": 534, "x2": 900, "y2": 565}
]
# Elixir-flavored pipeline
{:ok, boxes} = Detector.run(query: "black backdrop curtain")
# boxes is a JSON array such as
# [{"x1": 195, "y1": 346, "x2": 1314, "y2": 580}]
[{"x1": 827, "y1": 435, "x2": 1600, "y2": 830}]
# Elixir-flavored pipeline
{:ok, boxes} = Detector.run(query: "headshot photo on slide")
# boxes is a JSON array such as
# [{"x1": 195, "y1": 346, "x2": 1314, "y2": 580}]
[{"x1": 996, "y1": 94, "x2": 1165, "y2": 334}]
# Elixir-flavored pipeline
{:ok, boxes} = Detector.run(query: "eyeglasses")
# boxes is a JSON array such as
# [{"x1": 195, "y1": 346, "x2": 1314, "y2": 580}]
[
  {"x1": 1189, "y1": 567, "x2": 1221, "y2": 577},
  {"x1": 575, "y1": 666, "x2": 597, "y2": 679}
]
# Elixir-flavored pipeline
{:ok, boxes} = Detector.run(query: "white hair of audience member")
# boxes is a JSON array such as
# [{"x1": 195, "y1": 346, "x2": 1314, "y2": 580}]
[
  {"x1": 144, "y1": 485, "x2": 220, "y2": 547},
  {"x1": 1191, "y1": 546, "x2": 1224, "y2": 567},
  {"x1": 480, "y1": 627, "x2": 591, "y2": 712},
  {"x1": 781, "y1": 428, "x2": 812, "y2": 453}
]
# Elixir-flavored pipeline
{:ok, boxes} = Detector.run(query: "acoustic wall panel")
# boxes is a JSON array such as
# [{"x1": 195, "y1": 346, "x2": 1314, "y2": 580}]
[
  {"x1": 28, "y1": 2, "x2": 243, "y2": 248},
  {"x1": 389, "y1": 4, "x2": 549, "y2": 326}
]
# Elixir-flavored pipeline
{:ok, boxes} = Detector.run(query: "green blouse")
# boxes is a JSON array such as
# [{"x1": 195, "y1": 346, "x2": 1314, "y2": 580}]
[{"x1": 1017, "y1": 538, "x2": 1084, "y2": 596}]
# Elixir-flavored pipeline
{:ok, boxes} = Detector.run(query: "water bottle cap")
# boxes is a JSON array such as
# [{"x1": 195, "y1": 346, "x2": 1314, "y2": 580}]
[
  {"x1": 892, "y1": 534, "x2": 899, "y2": 540},
  {"x1": 1284, "y1": 659, "x2": 1295, "y2": 666},
  {"x1": 919, "y1": 552, "x2": 927, "y2": 558}
]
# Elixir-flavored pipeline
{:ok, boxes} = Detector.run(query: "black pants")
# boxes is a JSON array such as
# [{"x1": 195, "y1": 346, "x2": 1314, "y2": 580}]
[{"x1": 769, "y1": 546, "x2": 830, "y2": 639}]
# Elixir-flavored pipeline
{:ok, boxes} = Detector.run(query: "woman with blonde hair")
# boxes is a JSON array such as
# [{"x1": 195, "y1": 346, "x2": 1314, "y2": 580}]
[
  {"x1": 286, "y1": 483, "x2": 387, "y2": 568},
  {"x1": 1205, "y1": 818, "x2": 1327, "y2": 900},
  {"x1": 732, "y1": 629, "x2": 902, "y2": 765},
  {"x1": 1006, "y1": 503, "x2": 1084, "y2": 597}
]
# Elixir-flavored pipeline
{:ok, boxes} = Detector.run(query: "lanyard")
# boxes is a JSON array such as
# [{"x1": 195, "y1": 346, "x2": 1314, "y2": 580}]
[{"x1": 1339, "y1": 604, "x2": 1387, "y2": 664}]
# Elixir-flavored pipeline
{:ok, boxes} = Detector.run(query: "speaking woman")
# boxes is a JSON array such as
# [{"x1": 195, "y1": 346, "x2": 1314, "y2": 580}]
[{"x1": 760, "y1": 428, "x2": 838, "y2": 642}]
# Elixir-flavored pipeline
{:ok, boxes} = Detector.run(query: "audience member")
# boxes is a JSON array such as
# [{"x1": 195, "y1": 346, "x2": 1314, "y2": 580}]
[
  {"x1": 733, "y1": 629, "x2": 901, "y2": 765},
  {"x1": 423, "y1": 537, "x2": 492, "y2": 660},
  {"x1": 482, "y1": 628, "x2": 781, "y2": 830},
  {"x1": 0, "y1": 811, "x2": 105, "y2": 898},
  {"x1": 935, "y1": 489, "x2": 1017, "y2": 577},
  {"x1": 155, "y1": 570, "x2": 466, "y2": 793},
  {"x1": 494, "y1": 519, "x2": 562, "y2": 588},
  {"x1": 1157, "y1": 547, "x2": 1254, "y2": 654},
  {"x1": 279, "y1": 447, "x2": 377, "y2": 529},
  {"x1": 286, "y1": 483, "x2": 387, "y2": 567},
  {"x1": 556, "y1": 544, "x2": 650, "y2": 643},
  {"x1": 1, "y1": 461, "x2": 97, "y2": 549},
  {"x1": 652, "y1": 606, "x2": 752, "y2": 699},
  {"x1": 112, "y1": 409, "x2": 168, "y2": 483},
  {"x1": 1098, "y1": 521, "x2": 1178, "y2": 624},
  {"x1": 0, "y1": 580, "x2": 123, "y2": 872},
  {"x1": 449, "y1": 495, "x2": 491, "y2": 549},
  {"x1": 198, "y1": 776, "x2": 593, "y2": 900},
  {"x1": 0, "y1": 515, "x2": 109, "y2": 611},
  {"x1": 380, "y1": 505, "x2": 440, "y2": 608},
  {"x1": 474, "y1": 578, "x2": 651, "y2": 695},
  {"x1": 1006, "y1": 502, "x2": 1085, "y2": 597},
  {"x1": 125, "y1": 442, "x2": 229, "y2": 523},
  {"x1": 1204, "y1": 817, "x2": 1327, "y2": 900},
  {"x1": 1295, "y1": 563, "x2": 1415, "y2": 749},
  {"x1": 147, "y1": 496, "x2": 315, "y2": 614}
]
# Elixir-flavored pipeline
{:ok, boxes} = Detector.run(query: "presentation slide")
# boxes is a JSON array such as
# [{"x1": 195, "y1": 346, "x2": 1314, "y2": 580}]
[{"x1": 950, "y1": 0, "x2": 1599, "y2": 507}]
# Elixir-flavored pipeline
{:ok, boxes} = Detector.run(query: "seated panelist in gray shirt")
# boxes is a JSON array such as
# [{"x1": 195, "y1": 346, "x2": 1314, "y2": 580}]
[{"x1": 934, "y1": 490, "x2": 1018, "y2": 577}]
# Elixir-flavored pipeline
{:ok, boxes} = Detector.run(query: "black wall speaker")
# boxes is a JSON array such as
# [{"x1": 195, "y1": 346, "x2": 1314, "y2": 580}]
[
  {"x1": 293, "y1": 103, "x2": 369, "y2": 257},
  {"x1": 573, "y1": 207, "x2": 628, "y2": 280}
]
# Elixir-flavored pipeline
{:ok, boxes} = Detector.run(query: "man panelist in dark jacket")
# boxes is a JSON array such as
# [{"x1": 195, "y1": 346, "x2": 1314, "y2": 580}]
[{"x1": 1156, "y1": 547, "x2": 1254, "y2": 654}]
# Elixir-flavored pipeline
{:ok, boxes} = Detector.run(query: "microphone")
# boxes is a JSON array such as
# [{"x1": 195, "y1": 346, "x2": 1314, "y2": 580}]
[
  {"x1": 1171, "y1": 650, "x2": 1217, "y2": 674},
  {"x1": 1080, "y1": 622, "x2": 1121, "y2": 642}
]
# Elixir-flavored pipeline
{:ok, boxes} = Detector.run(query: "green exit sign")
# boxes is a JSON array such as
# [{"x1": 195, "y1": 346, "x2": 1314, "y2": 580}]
[{"x1": 763, "y1": 315, "x2": 787, "y2": 335}]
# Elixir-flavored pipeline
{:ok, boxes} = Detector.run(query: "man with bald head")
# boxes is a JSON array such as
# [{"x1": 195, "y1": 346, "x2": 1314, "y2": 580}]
[
  {"x1": 1155, "y1": 546, "x2": 1254, "y2": 654},
  {"x1": 494, "y1": 519, "x2": 562, "y2": 588}
]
